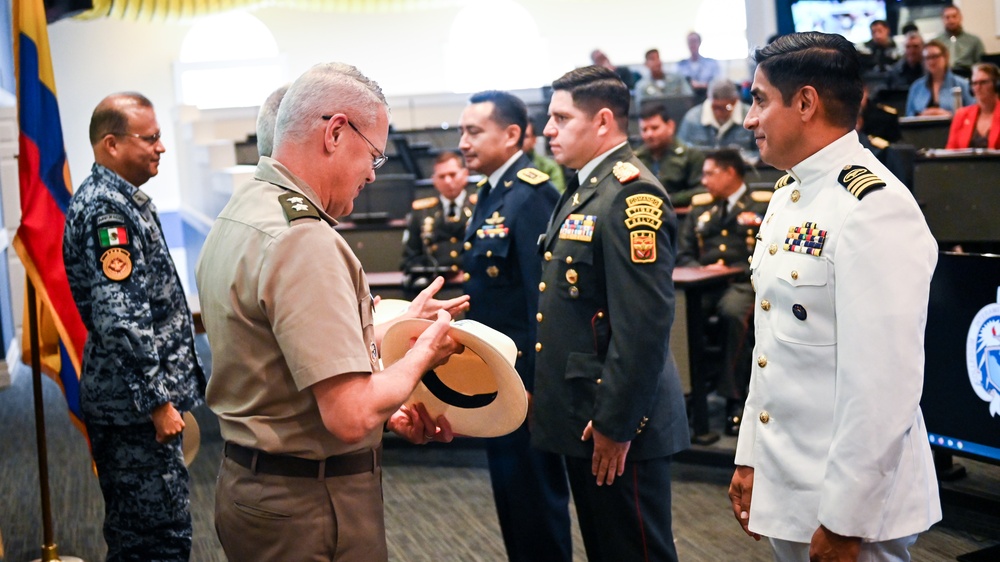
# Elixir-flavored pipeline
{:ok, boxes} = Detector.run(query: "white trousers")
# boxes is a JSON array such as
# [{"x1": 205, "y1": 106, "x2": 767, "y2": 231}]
[{"x1": 769, "y1": 533, "x2": 918, "y2": 562}]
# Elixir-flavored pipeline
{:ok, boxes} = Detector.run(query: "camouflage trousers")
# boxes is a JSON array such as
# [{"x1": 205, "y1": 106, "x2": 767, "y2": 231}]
[{"x1": 88, "y1": 422, "x2": 192, "y2": 562}]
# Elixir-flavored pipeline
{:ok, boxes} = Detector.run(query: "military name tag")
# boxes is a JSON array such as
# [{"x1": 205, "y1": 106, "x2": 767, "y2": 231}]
[{"x1": 559, "y1": 214, "x2": 596, "y2": 241}]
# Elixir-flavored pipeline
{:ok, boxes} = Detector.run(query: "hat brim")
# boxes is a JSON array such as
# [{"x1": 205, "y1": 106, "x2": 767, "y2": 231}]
[
  {"x1": 182, "y1": 411, "x2": 200, "y2": 466},
  {"x1": 374, "y1": 298, "x2": 411, "y2": 326},
  {"x1": 381, "y1": 319, "x2": 527, "y2": 438}
]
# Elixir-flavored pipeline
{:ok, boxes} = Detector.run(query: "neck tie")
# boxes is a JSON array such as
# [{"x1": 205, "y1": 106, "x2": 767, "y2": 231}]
[
  {"x1": 447, "y1": 200, "x2": 457, "y2": 218},
  {"x1": 468, "y1": 182, "x2": 492, "y2": 236},
  {"x1": 718, "y1": 200, "x2": 728, "y2": 221}
]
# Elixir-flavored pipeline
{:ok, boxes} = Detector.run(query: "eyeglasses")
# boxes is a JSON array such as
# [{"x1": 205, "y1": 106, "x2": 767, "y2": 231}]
[
  {"x1": 322, "y1": 115, "x2": 388, "y2": 170},
  {"x1": 971, "y1": 80, "x2": 994, "y2": 88},
  {"x1": 115, "y1": 132, "x2": 162, "y2": 144},
  {"x1": 924, "y1": 53, "x2": 944, "y2": 60}
]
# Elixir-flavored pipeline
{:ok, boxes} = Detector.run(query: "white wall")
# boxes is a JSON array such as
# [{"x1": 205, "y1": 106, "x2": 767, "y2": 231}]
[{"x1": 47, "y1": 0, "x2": 756, "y2": 213}]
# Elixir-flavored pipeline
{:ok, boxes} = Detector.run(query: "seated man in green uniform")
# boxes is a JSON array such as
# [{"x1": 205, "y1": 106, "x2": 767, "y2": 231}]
[
  {"x1": 633, "y1": 103, "x2": 706, "y2": 207},
  {"x1": 677, "y1": 148, "x2": 770, "y2": 436},
  {"x1": 401, "y1": 151, "x2": 474, "y2": 295}
]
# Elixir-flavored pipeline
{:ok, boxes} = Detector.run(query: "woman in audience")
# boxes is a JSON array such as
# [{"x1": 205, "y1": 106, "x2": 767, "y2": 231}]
[
  {"x1": 905, "y1": 39, "x2": 973, "y2": 116},
  {"x1": 946, "y1": 62, "x2": 1000, "y2": 149}
]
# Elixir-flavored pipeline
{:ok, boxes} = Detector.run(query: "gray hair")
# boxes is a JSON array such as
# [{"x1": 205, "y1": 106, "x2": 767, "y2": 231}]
[
  {"x1": 273, "y1": 62, "x2": 389, "y2": 150},
  {"x1": 708, "y1": 79, "x2": 739, "y2": 101},
  {"x1": 256, "y1": 85, "x2": 288, "y2": 158}
]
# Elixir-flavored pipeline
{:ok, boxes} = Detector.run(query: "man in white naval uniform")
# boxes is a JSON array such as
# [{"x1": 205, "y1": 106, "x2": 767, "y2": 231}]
[{"x1": 728, "y1": 32, "x2": 942, "y2": 562}]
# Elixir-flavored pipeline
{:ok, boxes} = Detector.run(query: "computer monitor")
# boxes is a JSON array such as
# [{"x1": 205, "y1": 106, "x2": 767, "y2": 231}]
[
  {"x1": 922, "y1": 252, "x2": 1000, "y2": 467},
  {"x1": 791, "y1": 0, "x2": 886, "y2": 44},
  {"x1": 912, "y1": 152, "x2": 1000, "y2": 245},
  {"x1": 347, "y1": 173, "x2": 416, "y2": 223}
]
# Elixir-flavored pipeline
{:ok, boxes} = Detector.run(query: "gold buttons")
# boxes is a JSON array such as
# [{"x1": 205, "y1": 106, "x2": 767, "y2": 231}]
[
  {"x1": 596, "y1": 311, "x2": 605, "y2": 319},
  {"x1": 535, "y1": 342, "x2": 542, "y2": 352},
  {"x1": 450, "y1": 237, "x2": 458, "y2": 243},
  {"x1": 464, "y1": 242, "x2": 472, "y2": 251},
  {"x1": 451, "y1": 264, "x2": 459, "y2": 272},
  {"x1": 569, "y1": 286, "x2": 580, "y2": 298},
  {"x1": 536, "y1": 312, "x2": 543, "y2": 322},
  {"x1": 566, "y1": 269, "x2": 578, "y2": 284},
  {"x1": 790, "y1": 190, "x2": 800, "y2": 203},
  {"x1": 565, "y1": 256, "x2": 573, "y2": 264},
  {"x1": 791, "y1": 270, "x2": 799, "y2": 280},
  {"x1": 486, "y1": 250, "x2": 493, "y2": 258},
  {"x1": 759, "y1": 411, "x2": 770, "y2": 424},
  {"x1": 462, "y1": 272, "x2": 471, "y2": 282},
  {"x1": 719, "y1": 244, "x2": 727, "y2": 252},
  {"x1": 430, "y1": 244, "x2": 438, "y2": 252},
  {"x1": 486, "y1": 266, "x2": 499, "y2": 278},
  {"x1": 539, "y1": 282, "x2": 546, "y2": 292},
  {"x1": 769, "y1": 244, "x2": 777, "y2": 255},
  {"x1": 757, "y1": 355, "x2": 768, "y2": 368},
  {"x1": 760, "y1": 299, "x2": 771, "y2": 311},
  {"x1": 517, "y1": 350, "x2": 523, "y2": 358},
  {"x1": 450, "y1": 250, "x2": 458, "y2": 258},
  {"x1": 747, "y1": 256, "x2": 752, "y2": 265},
  {"x1": 596, "y1": 378, "x2": 602, "y2": 385},
  {"x1": 721, "y1": 229, "x2": 728, "y2": 236},
  {"x1": 544, "y1": 251, "x2": 552, "y2": 261}
]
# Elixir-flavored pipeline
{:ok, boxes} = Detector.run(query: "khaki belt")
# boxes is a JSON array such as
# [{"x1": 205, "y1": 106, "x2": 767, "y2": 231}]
[{"x1": 224, "y1": 442, "x2": 381, "y2": 479}]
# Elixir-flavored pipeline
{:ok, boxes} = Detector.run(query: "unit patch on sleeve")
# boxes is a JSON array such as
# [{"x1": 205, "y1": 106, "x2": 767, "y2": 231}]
[
  {"x1": 101, "y1": 248, "x2": 133, "y2": 281},
  {"x1": 630, "y1": 231, "x2": 656, "y2": 263},
  {"x1": 98, "y1": 225, "x2": 129, "y2": 247},
  {"x1": 623, "y1": 193, "x2": 664, "y2": 263}
]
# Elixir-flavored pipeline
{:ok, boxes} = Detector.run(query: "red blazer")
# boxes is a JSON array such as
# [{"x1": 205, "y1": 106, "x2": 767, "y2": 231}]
[{"x1": 946, "y1": 103, "x2": 1000, "y2": 149}]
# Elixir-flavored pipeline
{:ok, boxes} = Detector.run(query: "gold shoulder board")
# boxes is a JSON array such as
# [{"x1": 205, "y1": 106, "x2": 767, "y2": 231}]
[
  {"x1": 690, "y1": 192, "x2": 715, "y2": 207},
  {"x1": 517, "y1": 167, "x2": 550, "y2": 185},
  {"x1": 279, "y1": 193, "x2": 320, "y2": 223},
  {"x1": 877, "y1": 103, "x2": 898, "y2": 115},
  {"x1": 773, "y1": 173, "x2": 796, "y2": 190},
  {"x1": 868, "y1": 135, "x2": 889, "y2": 149},
  {"x1": 412, "y1": 196, "x2": 439, "y2": 210},
  {"x1": 750, "y1": 190, "x2": 772, "y2": 203},
  {"x1": 613, "y1": 161, "x2": 641, "y2": 184},
  {"x1": 837, "y1": 165, "x2": 885, "y2": 200}
]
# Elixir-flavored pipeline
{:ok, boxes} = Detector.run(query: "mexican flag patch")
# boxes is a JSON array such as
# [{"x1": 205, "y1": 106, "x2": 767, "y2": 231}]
[{"x1": 99, "y1": 226, "x2": 128, "y2": 247}]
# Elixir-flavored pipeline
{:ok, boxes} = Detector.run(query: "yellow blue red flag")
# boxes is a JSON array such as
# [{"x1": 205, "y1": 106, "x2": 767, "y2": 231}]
[{"x1": 12, "y1": 0, "x2": 89, "y2": 438}]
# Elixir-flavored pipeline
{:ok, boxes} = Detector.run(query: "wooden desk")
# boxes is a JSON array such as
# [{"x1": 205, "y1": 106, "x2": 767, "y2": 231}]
[{"x1": 673, "y1": 265, "x2": 746, "y2": 445}]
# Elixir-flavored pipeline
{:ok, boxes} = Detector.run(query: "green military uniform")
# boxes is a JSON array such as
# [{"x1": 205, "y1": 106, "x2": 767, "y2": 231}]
[
  {"x1": 529, "y1": 150, "x2": 566, "y2": 193},
  {"x1": 401, "y1": 193, "x2": 475, "y2": 292},
  {"x1": 633, "y1": 139, "x2": 706, "y2": 207},
  {"x1": 677, "y1": 187, "x2": 770, "y2": 432}
]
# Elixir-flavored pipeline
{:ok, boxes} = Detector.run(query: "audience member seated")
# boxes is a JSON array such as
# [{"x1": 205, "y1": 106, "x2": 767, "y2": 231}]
[
  {"x1": 934, "y1": 5, "x2": 985, "y2": 77},
  {"x1": 858, "y1": 86, "x2": 909, "y2": 184},
  {"x1": 635, "y1": 48, "x2": 693, "y2": 107},
  {"x1": 946, "y1": 62, "x2": 1000, "y2": 149},
  {"x1": 633, "y1": 103, "x2": 705, "y2": 207},
  {"x1": 590, "y1": 49, "x2": 638, "y2": 91},
  {"x1": 676, "y1": 32, "x2": 720, "y2": 96},
  {"x1": 677, "y1": 79, "x2": 758, "y2": 162},
  {"x1": 523, "y1": 121, "x2": 565, "y2": 193},
  {"x1": 859, "y1": 19, "x2": 900, "y2": 74},
  {"x1": 906, "y1": 39, "x2": 973, "y2": 117},
  {"x1": 677, "y1": 149, "x2": 767, "y2": 436},
  {"x1": 887, "y1": 31, "x2": 925, "y2": 89},
  {"x1": 401, "y1": 151, "x2": 474, "y2": 295}
]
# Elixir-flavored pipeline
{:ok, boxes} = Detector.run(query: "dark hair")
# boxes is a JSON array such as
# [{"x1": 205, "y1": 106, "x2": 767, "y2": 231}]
[
  {"x1": 705, "y1": 148, "x2": 745, "y2": 179},
  {"x1": 551, "y1": 65, "x2": 631, "y2": 131},
  {"x1": 89, "y1": 92, "x2": 153, "y2": 145},
  {"x1": 644, "y1": 49, "x2": 659, "y2": 60},
  {"x1": 468, "y1": 90, "x2": 528, "y2": 147},
  {"x1": 752, "y1": 32, "x2": 863, "y2": 130},
  {"x1": 869, "y1": 19, "x2": 889, "y2": 30},
  {"x1": 638, "y1": 103, "x2": 673, "y2": 123},
  {"x1": 901, "y1": 22, "x2": 919, "y2": 35},
  {"x1": 434, "y1": 150, "x2": 466, "y2": 167}
]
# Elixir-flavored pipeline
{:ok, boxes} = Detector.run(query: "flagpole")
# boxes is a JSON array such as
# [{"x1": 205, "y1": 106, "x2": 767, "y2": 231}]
[{"x1": 27, "y1": 278, "x2": 83, "y2": 562}]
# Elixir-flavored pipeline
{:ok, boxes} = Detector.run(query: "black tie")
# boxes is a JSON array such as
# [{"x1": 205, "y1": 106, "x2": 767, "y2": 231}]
[
  {"x1": 447, "y1": 200, "x2": 456, "y2": 218},
  {"x1": 718, "y1": 200, "x2": 729, "y2": 220},
  {"x1": 468, "y1": 182, "x2": 492, "y2": 235}
]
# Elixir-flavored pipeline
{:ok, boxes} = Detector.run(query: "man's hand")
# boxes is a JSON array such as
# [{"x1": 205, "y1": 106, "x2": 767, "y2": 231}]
[
  {"x1": 408, "y1": 276, "x2": 470, "y2": 319},
  {"x1": 809, "y1": 526, "x2": 861, "y2": 562},
  {"x1": 410, "y1": 310, "x2": 464, "y2": 370},
  {"x1": 387, "y1": 403, "x2": 455, "y2": 444},
  {"x1": 728, "y1": 465, "x2": 760, "y2": 541},
  {"x1": 581, "y1": 421, "x2": 631, "y2": 486},
  {"x1": 151, "y1": 402, "x2": 184, "y2": 444}
]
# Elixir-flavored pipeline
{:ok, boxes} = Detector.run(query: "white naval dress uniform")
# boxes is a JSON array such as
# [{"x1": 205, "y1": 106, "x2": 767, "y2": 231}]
[{"x1": 735, "y1": 131, "x2": 942, "y2": 547}]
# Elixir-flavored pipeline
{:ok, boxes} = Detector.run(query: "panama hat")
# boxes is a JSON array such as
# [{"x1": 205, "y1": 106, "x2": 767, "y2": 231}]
[
  {"x1": 381, "y1": 318, "x2": 527, "y2": 438},
  {"x1": 182, "y1": 411, "x2": 200, "y2": 466}
]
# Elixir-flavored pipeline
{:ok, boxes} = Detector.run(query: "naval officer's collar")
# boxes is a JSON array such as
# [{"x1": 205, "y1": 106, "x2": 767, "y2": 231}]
[
  {"x1": 487, "y1": 150, "x2": 525, "y2": 189},
  {"x1": 786, "y1": 130, "x2": 861, "y2": 187},
  {"x1": 575, "y1": 141, "x2": 629, "y2": 186},
  {"x1": 255, "y1": 156, "x2": 337, "y2": 226}
]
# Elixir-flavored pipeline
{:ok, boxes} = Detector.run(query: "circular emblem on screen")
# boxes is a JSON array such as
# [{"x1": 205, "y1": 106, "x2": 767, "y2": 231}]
[{"x1": 966, "y1": 296, "x2": 1000, "y2": 417}]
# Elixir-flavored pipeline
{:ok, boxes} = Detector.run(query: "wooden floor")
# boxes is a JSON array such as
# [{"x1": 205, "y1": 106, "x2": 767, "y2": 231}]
[{"x1": 1, "y1": 357, "x2": 998, "y2": 561}]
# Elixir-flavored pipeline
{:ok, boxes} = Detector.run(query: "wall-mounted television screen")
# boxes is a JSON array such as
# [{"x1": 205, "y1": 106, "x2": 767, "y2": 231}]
[{"x1": 791, "y1": 0, "x2": 887, "y2": 43}]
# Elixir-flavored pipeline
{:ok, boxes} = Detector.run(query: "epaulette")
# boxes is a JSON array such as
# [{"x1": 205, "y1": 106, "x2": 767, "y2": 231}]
[
  {"x1": 868, "y1": 135, "x2": 889, "y2": 149},
  {"x1": 469, "y1": 193, "x2": 478, "y2": 205},
  {"x1": 773, "y1": 174, "x2": 796, "y2": 190},
  {"x1": 279, "y1": 193, "x2": 320, "y2": 224},
  {"x1": 750, "y1": 190, "x2": 772, "y2": 203},
  {"x1": 476, "y1": 177, "x2": 489, "y2": 187},
  {"x1": 690, "y1": 192, "x2": 714, "y2": 207},
  {"x1": 517, "y1": 167, "x2": 550, "y2": 185},
  {"x1": 412, "y1": 196, "x2": 439, "y2": 211},
  {"x1": 838, "y1": 165, "x2": 885, "y2": 200},
  {"x1": 612, "y1": 161, "x2": 641, "y2": 184},
  {"x1": 876, "y1": 103, "x2": 898, "y2": 115}
]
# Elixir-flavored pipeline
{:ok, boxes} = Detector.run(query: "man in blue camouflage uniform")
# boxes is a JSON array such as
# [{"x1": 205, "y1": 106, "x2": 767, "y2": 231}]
[{"x1": 63, "y1": 92, "x2": 205, "y2": 561}]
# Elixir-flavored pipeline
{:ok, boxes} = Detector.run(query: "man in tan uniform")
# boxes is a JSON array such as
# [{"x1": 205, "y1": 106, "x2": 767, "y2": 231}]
[{"x1": 196, "y1": 62, "x2": 467, "y2": 562}]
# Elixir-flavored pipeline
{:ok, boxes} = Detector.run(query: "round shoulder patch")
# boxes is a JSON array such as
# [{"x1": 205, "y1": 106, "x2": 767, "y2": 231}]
[{"x1": 101, "y1": 248, "x2": 132, "y2": 281}]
